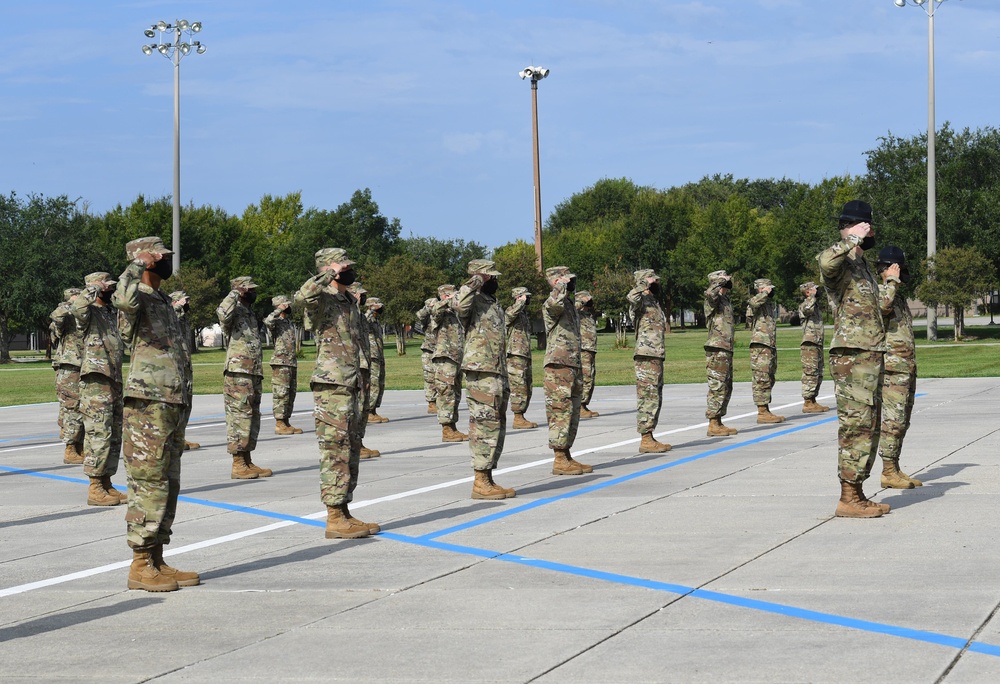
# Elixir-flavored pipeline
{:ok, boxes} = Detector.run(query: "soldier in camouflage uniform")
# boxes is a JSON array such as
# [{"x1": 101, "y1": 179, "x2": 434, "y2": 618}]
[
  {"x1": 264, "y1": 295, "x2": 302, "y2": 435},
  {"x1": 416, "y1": 296, "x2": 439, "y2": 414},
  {"x1": 819, "y1": 200, "x2": 894, "y2": 518},
  {"x1": 72, "y1": 272, "x2": 128, "y2": 506},
  {"x1": 576, "y1": 290, "x2": 600, "y2": 419},
  {"x1": 627, "y1": 269, "x2": 671, "y2": 453},
  {"x1": 432, "y1": 285, "x2": 469, "y2": 442},
  {"x1": 506, "y1": 287, "x2": 537, "y2": 430},
  {"x1": 218, "y1": 276, "x2": 271, "y2": 479},
  {"x1": 876, "y1": 246, "x2": 922, "y2": 489},
  {"x1": 170, "y1": 291, "x2": 201, "y2": 451},
  {"x1": 543, "y1": 267, "x2": 592, "y2": 475},
  {"x1": 365, "y1": 297, "x2": 389, "y2": 424},
  {"x1": 456, "y1": 259, "x2": 515, "y2": 500},
  {"x1": 748, "y1": 278, "x2": 785, "y2": 424},
  {"x1": 295, "y1": 248, "x2": 379, "y2": 538},
  {"x1": 798, "y1": 282, "x2": 830, "y2": 413},
  {"x1": 113, "y1": 236, "x2": 198, "y2": 591},
  {"x1": 704, "y1": 270, "x2": 738, "y2": 437},
  {"x1": 348, "y1": 283, "x2": 380, "y2": 460},
  {"x1": 50, "y1": 288, "x2": 85, "y2": 464}
]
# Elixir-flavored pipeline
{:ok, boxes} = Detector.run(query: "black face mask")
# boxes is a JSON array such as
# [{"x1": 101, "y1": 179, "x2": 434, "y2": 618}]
[
  {"x1": 334, "y1": 269, "x2": 357, "y2": 286},
  {"x1": 900, "y1": 269, "x2": 912, "y2": 284},
  {"x1": 358, "y1": 294, "x2": 368, "y2": 307},
  {"x1": 767, "y1": 289, "x2": 775, "y2": 298},
  {"x1": 566, "y1": 277, "x2": 576, "y2": 292},
  {"x1": 584, "y1": 301, "x2": 594, "y2": 309},
  {"x1": 241, "y1": 291, "x2": 257, "y2": 305},
  {"x1": 151, "y1": 258, "x2": 173, "y2": 280},
  {"x1": 648, "y1": 282, "x2": 661, "y2": 296},
  {"x1": 721, "y1": 280, "x2": 732, "y2": 290},
  {"x1": 99, "y1": 286, "x2": 116, "y2": 303},
  {"x1": 183, "y1": 303, "x2": 191, "y2": 313},
  {"x1": 481, "y1": 278, "x2": 499, "y2": 296},
  {"x1": 860, "y1": 236, "x2": 876, "y2": 251}
]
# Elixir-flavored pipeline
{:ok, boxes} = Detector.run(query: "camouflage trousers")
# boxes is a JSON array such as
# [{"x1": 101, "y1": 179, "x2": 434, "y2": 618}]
[
  {"x1": 358, "y1": 368, "x2": 371, "y2": 438},
  {"x1": 544, "y1": 364, "x2": 582, "y2": 450},
  {"x1": 465, "y1": 370, "x2": 509, "y2": 471},
  {"x1": 800, "y1": 343, "x2": 824, "y2": 400},
  {"x1": 829, "y1": 349, "x2": 884, "y2": 484},
  {"x1": 55, "y1": 364, "x2": 84, "y2": 446},
  {"x1": 880, "y1": 358, "x2": 916, "y2": 462},
  {"x1": 223, "y1": 372, "x2": 262, "y2": 454},
  {"x1": 506, "y1": 354, "x2": 532, "y2": 414},
  {"x1": 271, "y1": 364, "x2": 297, "y2": 421},
  {"x1": 749, "y1": 344, "x2": 776, "y2": 406},
  {"x1": 581, "y1": 350, "x2": 597, "y2": 407},
  {"x1": 634, "y1": 356, "x2": 664, "y2": 435},
  {"x1": 705, "y1": 349, "x2": 734, "y2": 419},
  {"x1": 123, "y1": 398, "x2": 185, "y2": 550},
  {"x1": 79, "y1": 373, "x2": 122, "y2": 478},
  {"x1": 433, "y1": 357, "x2": 463, "y2": 425},
  {"x1": 368, "y1": 357, "x2": 386, "y2": 411},
  {"x1": 312, "y1": 382, "x2": 361, "y2": 506},
  {"x1": 421, "y1": 350, "x2": 437, "y2": 403}
]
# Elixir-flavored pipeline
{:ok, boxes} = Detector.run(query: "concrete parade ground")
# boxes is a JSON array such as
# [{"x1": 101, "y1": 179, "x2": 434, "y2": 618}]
[{"x1": 1, "y1": 377, "x2": 999, "y2": 683}]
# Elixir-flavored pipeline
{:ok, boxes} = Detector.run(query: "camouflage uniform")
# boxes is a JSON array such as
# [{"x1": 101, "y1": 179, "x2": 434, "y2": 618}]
[
  {"x1": 417, "y1": 297, "x2": 439, "y2": 407},
  {"x1": 169, "y1": 291, "x2": 200, "y2": 450},
  {"x1": 798, "y1": 282, "x2": 825, "y2": 401},
  {"x1": 543, "y1": 267, "x2": 583, "y2": 450},
  {"x1": 348, "y1": 283, "x2": 375, "y2": 453},
  {"x1": 112, "y1": 237, "x2": 191, "y2": 551},
  {"x1": 72, "y1": 273, "x2": 124, "y2": 480},
  {"x1": 432, "y1": 285, "x2": 464, "y2": 426},
  {"x1": 264, "y1": 295, "x2": 298, "y2": 423},
  {"x1": 218, "y1": 277, "x2": 264, "y2": 456},
  {"x1": 576, "y1": 290, "x2": 599, "y2": 413},
  {"x1": 704, "y1": 271, "x2": 735, "y2": 420},
  {"x1": 456, "y1": 260, "x2": 509, "y2": 472},
  {"x1": 295, "y1": 249, "x2": 363, "y2": 506},
  {"x1": 50, "y1": 290, "x2": 85, "y2": 451},
  {"x1": 627, "y1": 270, "x2": 667, "y2": 436},
  {"x1": 505, "y1": 288, "x2": 533, "y2": 415},
  {"x1": 365, "y1": 298, "x2": 386, "y2": 415},
  {"x1": 878, "y1": 276, "x2": 916, "y2": 465},
  {"x1": 819, "y1": 233, "x2": 886, "y2": 485},
  {"x1": 748, "y1": 279, "x2": 778, "y2": 407}
]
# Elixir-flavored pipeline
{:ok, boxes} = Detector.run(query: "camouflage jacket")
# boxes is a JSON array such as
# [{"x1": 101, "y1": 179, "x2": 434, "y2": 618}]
[
  {"x1": 703, "y1": 284, "x2": 734, "y2": 352},
  {"x1": 455, "y1": 276, "x2": 507, "y2": 376},
  {"x1": 113, "y1": 260, "x2": 191, "y2": 405},
  {"x1": 627, "y1": 287, "x2": 666, "y2": 359},
  {"x1": 294, "y1": 272, "x2": 361, "y2": 389},
  {"x1": 365, "y1": 310, "x2": 385, "y2": 361},
  {"x1": 432, "y1": 298, "x2": 464, "y2": 363},
  {"x1": 71, "y1": 289, "x2": 123, "y2": 384},
  {"x1": 505, "y1": 297, "x2": 532, "y2": 359},
  {"x1": 543, "y1": 282, "x2": 581, "y2": 368},
  {"x1": 748, "y1": 291, "x2": 777, "y2": 349},
  {"x1": 879, "y1": 278, "x2": 914, "y2": 370},
  {"x1": 50, "y1": 302, "x2": 84, "y2": 368},
  {"x1": 172, "y1": 304, "x2": 194, "y2": 400},
  {"x1": 417, "y1": 299, "x2": 438, "y2": 353},
  {"x1": 819, "y1": 235, "x2": 886, "y2": 352},
  {"x1": 218, "y1": 291, "x2": 264, "y2": 377},
  {"x1": 356, "y1": 307, "x2": 372, "y2": 371},
  {"x1": 264, "y1": 310, "x2": 298, "y2": 368},
  {"x1": 577, "y1": 302, "x2": 598, "y2": 353},
  {"x1": 798, "y1": 295, "x2": 825, "y2": 347}
]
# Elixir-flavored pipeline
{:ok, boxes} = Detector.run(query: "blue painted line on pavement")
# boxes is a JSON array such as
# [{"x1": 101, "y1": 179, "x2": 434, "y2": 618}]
[{"x1": 0, "y1": 465, "x2": 88, "y2": 484}]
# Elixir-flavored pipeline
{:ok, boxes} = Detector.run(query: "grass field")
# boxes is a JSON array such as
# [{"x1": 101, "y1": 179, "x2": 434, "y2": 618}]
[{"x1": 3, "y1": 324, "x2": 999, "y2": 408}]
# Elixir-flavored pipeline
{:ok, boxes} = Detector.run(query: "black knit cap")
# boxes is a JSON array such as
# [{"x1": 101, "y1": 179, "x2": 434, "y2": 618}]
[{"x1": 838, "y1": 200, "x2": 873, "y2": 224}]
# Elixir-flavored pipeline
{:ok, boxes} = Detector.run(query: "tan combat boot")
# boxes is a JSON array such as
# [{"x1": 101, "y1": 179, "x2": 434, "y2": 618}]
[
  {"x1": 63, "y1": 443, "x2": 84, "y2": 465},
  {"x1": 835, "y1": 481, "x2": 884, "y2": 518},
  {"x1": 368, "y1": 410, "x2": 389, "y2": 424},
  {"x1": 512, "y1": 413, "x2": 538, "y2": 430},
  {"x1": 231, "y1": 453, "x2": 259, "y2": 480},
  {"x1": 101, "y1": 475, "x2": 127, "y2": 503},
  {"x1": 87, "y1": 477, "x2": 121, "y2": 506},
  {"x1": 127, "y1": 549, "x2": 179, "y2": 592},
  {"x1": 342, "y1": 503, "x2": 381, "y2": 534},
  {"x1": 184, "y1": 440, "x2": 201, "y2": 450},
  {"x1": 639, "y1": 433, "x2": 671, "y2": 453},
  {"x1": 152, "y1": 544, "x2": 200, "y2": 587},
  {"x1": 427, "y1": 401, "x2": 438, "y2": 414},
  {"x1": 580, "y1": 406, "x2": 600, "y2": 419},
  {"x1": 802, "y1": 399, "x2": 830, "y2": 413},
  {"x1": 360, "y1": 445, "x2": 381, "y2": 459},
  {"x1": 552, "y1": 448, "x2": 593, "y2": 476},
  {"x1": 442, "y1": 423, "x2": 469, "y2": 442},
  {"x1": 487, "y1": 470, "x2": 516, "y2": 498},
  {"x1": 274, "y1": 419, "x2": 296, "y2": 435},
  {"x1": 881, "y1": 458, "x2": 916, "y2": 489},
  {"x1": 472, "y1": 470, "x2": 508, "y2": 500},
  {"x1": 706, "y1": 418, "x2": 732, "y2": 438},
  {"x1": 325, "y1": 504, "x2": 371, "y2": 539},
  {"x1": 287, "y1": 421, "x2": 303, "y2": 434},
  {"x1": 902, "y1": 470, "x2": 924, "y2": 487},
  {"x1": 756, "y1": 405, "x2": 786, "y2": 424},
  {"x1": 242, "y1": 452, "x2": 272, "y2": 477}
]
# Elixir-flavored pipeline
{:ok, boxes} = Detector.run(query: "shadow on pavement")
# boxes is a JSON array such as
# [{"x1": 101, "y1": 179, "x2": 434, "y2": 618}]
[
  {"x1": 0, "y1": 597, "x2": 163, "y2": 643},
  {"x1": 0, "y1": 506, "x2": 112, "y2": 530},
  {"x1": 200, "y1": 542, "x2": 357, "y2": 581},
  {"x1": 385, "y1": 501, "x2": 505, "y2": 532}
]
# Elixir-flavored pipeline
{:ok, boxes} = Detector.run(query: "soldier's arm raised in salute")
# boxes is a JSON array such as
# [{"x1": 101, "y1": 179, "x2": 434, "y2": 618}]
[
  {"x1": 454, "y1": 274, "x2": 483, "y2": 325},
  {"x1": 294, "y1": 270, "x2": 334, "y2": 328},
  {"x1": 217, "y1": 289, "x2": 242, "y2": 334}
]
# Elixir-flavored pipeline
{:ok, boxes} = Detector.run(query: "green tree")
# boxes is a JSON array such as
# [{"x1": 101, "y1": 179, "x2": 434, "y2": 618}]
[
  {"x1": 364, "y1": 254, "x2": 445, "y2": 355},
  {"x1": 166, "y1": 265, "x2": 221, "y2": 351},
  {"x1": 916, "y1": 246, "x2": 996, "y2": 341},
  {"x1": 591, "y1": 263, "x2": 634, "y2": 348},
  {"x1": 402, "y1": 235, "x2": 487, "y2": 285}
]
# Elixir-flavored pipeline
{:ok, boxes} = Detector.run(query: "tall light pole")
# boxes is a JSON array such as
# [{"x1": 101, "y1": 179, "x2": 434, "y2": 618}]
[
  {"x1": 142, "y1": 20, "x2": 206, "y2": 276},
  {"x1": 894, "y1": 0, "x2": 946, "y2": 341},
  {"x1": 519, "y1": 66, "x2": 549, "y2": 274}
]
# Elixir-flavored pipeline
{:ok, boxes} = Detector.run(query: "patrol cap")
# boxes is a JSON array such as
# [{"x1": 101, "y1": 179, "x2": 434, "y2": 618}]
[
  {"x1": 315, "y1": 247, "x2": 354, "y2": 271},
  {"x1": 366, "y1": 297, "x2": 383, "y2": 309},
  {"x1": 545, "y1": 265, "x2": 574, "y2": 281},
  {"x1": 799, "y1": 281, "x2": 817, "y2": 294},
  {"x1": 348, "y1": 282, "x2": 368, "y2": 296},
  {"x1": 634, "y1": 269, "x2": 657, "y2": 286},
  {"x1": 467, "y1": 258, "x2": 501, "y2": 277},
  {"x1": 877, "y1": 245, "x2": 906, "y2": 266},
  {"x1": 168, "y1": 290, "x2": 188, "y2": 303},
  {"x1": 125, "y1": 236, "x2": 173, "y2": 260},
  {"x1": 754, "y1": 278, "x2": 773, "y2": 290},
  {"x1": 575, "y1": 290, "x2": 593, "y2": 303},
  {"x1": 272, "y1": 295, "x2": 291, "y2": 308},
  {"x1": 437, "y1": 284, "x2": 456, "y2": 299},
  {"x1": 511, "y1": 287, "x2": 530, "y2": 299},
  {"x1": 63, "y1": 287, "x2": 82, "y2": 301},
  {"x1": 707, "y1": 269, "x2": 730, "y2": 284},
  {"x1": 838, "y1": 200, "x2": 873, "y2": 225},
  {"x1": 84, "y1": 272, "x2": 116, "y2": 288},
  {"x1": 231, "y1": 276, "x2": 258, "y2": 291}
]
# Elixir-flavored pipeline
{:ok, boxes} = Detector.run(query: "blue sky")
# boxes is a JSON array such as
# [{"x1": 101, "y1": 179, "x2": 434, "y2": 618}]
[{"x1": 3, "y1": 1, "x2": 999, "y2": 249}]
